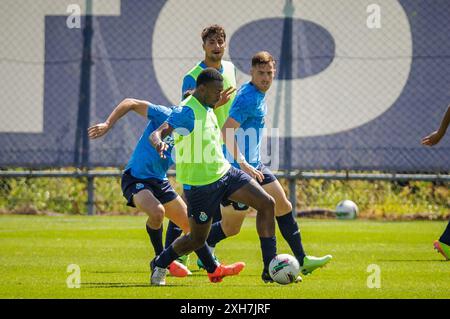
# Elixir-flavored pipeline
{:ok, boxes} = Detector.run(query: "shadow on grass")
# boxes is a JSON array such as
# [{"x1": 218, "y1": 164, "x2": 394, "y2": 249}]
[
  {"x1": 88, "y1": 271, "x2": 148, "y2": 274},
  {"x1": 82, "y1": 276, "x2": 269, "y2": 289},
  {"x1": 82, "y1": 280, "x2": 288, "y2": 288},
  {"x1": 83, "y1": 282, "x2": 150, "y2": 288},
  {"x1": 376, "y1": 259, "x2": 447, "y2": 262},
  {"x1": 87, "y1": 269, "x2": 204, "y2": 275},
  {"x1": 83, "y1": 271, "x2": 207, "y2": 288},
  {"x1": 82, "y1": 282, "x2": 188, "y2": 288}
]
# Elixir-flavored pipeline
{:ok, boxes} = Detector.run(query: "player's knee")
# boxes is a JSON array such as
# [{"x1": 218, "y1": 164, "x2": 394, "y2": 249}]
[
  {"x1": 277, "y1": 199, "x2": 292, "y2": 215},
  {"x1": 222, "y1": 219, "x2": 243, "y2": 237},
  {"x1": 253, "y1": 195, "x2": 275, "y2": 219},
  {"x1": 147, "y1": 205, "x2": 165, "y2": 226},
  {"x1": 191, "y1": 237, "x2": 206, "y2": 251},
  {"x1": 251, "y1": 193, "x2": 273, "y2": 212},
  {"x1": 261, "y1": 195, "x2": 276, "y2": 212},
  {"x1": 187, "y1": 233, "x2": 207, "y2": 250},
  {"x1": 224, "y1": 224, "x2": 241, "y2": 237}
]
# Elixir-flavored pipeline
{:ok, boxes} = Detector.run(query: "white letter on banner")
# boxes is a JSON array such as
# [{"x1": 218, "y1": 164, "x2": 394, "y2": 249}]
[
  {"x1": 66, "y1": 4, "x2": 81, "y2": 29},
  {"x1": 366, "y1": 4, "x2": 382, "y2": 29},
  {"x1": 0, "y1": 0, "x2": 120, "y2": 133}
]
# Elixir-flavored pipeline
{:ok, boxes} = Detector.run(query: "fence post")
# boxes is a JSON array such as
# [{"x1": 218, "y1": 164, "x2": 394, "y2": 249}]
[
  {"x1": 87, "y1": 175, "x2": 95, "y2": 215},
  {"x1": 74, "y1": 0, "x2": 93, "y2": 168},
  {"x1": 288, "y1": 173, "x2": 297, "y2": 217}
]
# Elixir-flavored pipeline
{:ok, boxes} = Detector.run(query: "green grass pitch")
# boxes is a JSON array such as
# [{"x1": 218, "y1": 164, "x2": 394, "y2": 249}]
[{"x1": 0, "y1": 215, "x2": 449, "y2": 298}]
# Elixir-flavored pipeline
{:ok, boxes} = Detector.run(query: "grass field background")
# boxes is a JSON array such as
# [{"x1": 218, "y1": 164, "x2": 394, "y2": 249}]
[{"x1": 1, "y1": 215, "x2": 449, "y2": 299}]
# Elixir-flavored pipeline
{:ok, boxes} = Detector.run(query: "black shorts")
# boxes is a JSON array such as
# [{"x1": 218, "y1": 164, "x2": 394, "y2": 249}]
[
  {"x1": 221, "y1": 164, "x2": 277, "y2": 210},
  {"x1": 258, "y1": 163, "x2": 277, "y2": 186},
  {"x1": 184, "y1": 166, "x2": 252, "y2": 224},
  {"x1": 121, "y1": 169, "x2": 178, "y2": 207}
]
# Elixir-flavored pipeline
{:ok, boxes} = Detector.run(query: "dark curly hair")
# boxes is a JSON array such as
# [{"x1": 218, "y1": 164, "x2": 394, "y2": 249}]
[
  {"x1": 196, "y1": 68, "x2": 223, "y2": 87},
  {"x1": 201, "y1": 24, "x2": 226, "y2": 43}
]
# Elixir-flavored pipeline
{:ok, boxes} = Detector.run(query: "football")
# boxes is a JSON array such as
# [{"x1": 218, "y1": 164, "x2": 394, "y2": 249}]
[
  {"x1": 335, "y1": 199, "x2": 359, "y2": 219},
  {"x1": 269, "y1": 254, "x2": 300, "y2": 285}
]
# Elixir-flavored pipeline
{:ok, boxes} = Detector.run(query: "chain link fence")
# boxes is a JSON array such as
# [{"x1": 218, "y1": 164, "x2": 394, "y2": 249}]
[
  {"x1": 0, "y1": 0, "x2": 449, "y2": 215},
  {"x1": 1, "y1": 169, "x2": 448, "y2": 217}
]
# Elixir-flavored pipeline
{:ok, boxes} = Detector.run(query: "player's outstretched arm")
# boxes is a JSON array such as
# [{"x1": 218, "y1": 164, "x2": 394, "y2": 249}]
[
  {"x1": 88, "y1": 98, "x2": 150, "y2": 139},
  {"x1": 150, "y1": 122, "x2": 174, "y2": 159},
  {"x1": 221, "y1": 117, "x2": 264, "y2": 182},
  {"x1": 422, "y1": 105, "x2": 450, "y2": 146}
]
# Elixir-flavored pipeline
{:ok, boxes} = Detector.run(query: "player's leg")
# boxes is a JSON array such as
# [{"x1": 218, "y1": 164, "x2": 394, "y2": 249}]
[
  {"x1": 165, "y1": 190, "x2": 216, "y2": 273},
  {"x1": 151, "y1": 216, "x2": 212, "y2": 285},
  {"x1": 261, "y1": 166, "x2": 332, "y2": 276},
  {"x1": 163, "y1": 195, "x2": 190, "y2": 234},
  {"x1": 197, "y1": 204, "x2": 247, "y2": 270},
  {"x1": 133, "y1": 189, "x2": 166, "y2": 256},
  {"x1": 224, "y1": 170, "x2": 277, "y2": 279},
  {"x1": 206, "y1": 204, "x2": 246, "y2": 251},
  {"x1": 165, "y1": 192, "x2": 189, "y2": 265},
  {"x1": 181, "y1": 187, "x2": 244, "y2": 280},
  {"x1": 262, "y1": 179, "x2": 305, "y2": 260},
  {"x1": 207, "y1": 205, "x2": 225, "y2": 253},
  {"x1": 152, "y1": 216, "x2": 244, "y2": 285},
  {"x1": 170, "y1": 217, "x2": 244, "y2": 283},
  {"x1": 227, "y1": 180, "x2": 276, "y2": 237},
  {"x1": 165, "y1": 221, "x2": 183, "y2": 250},
  {"x1": 171, "y1": 216, "x2": 213, "y2": 256},
  {"x1": 121, "y1": 172, "x2": 166, "y2": 258},
  {"x1": 134, "y1": 191, "x2": 190, "y2": 277},
  {"x1": 434, "y1": 221, "x2": 450, "y2": 260},
  {"x1": 163, "y1": 194, "x2": 223, "y2": 273},
  {"x1": 151, "y1": 182, "x2": 245, "y2": 285},
  {"x1": 221, "y1": 204, "x2": 247, "y2": 237},
  {"x1": 196, "y1": 205, "x2": 222, "y2": 269},
  {"x1": 158, "y1": 194, "x2": 197, "y2": 276},
  {"x1": 129, "y1": 179, "x2": 190, "y2": 278}
]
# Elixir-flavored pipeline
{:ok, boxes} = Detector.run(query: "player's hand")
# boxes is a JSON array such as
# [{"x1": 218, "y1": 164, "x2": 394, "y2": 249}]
[
  {"x1": 214, "y1": 87, "x2": 236, "y2": 109},
  {"x1": 88, "y1": 122, "x2": 110, "y2": 139},
  {"x1": 240, "y1": 161, "x2": 264, "y2": 183},
  {"x1": 156, "y1": 141, "x2": 169, "y2": 158},
  {"x1": 421, "y1": 130, "x2": 443, "y2": 146}
]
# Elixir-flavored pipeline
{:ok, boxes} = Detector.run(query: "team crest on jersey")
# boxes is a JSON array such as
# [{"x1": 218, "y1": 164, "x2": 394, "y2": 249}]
[
  {"x1": 163, "y1": 135, "x2": 175, "y2": 147},
  {"x1": 135, "y1": 183, "x2": 144, "y2": 190},
  {"x1": 199, "y1": 212, "x2": 208, "y2": 222}
]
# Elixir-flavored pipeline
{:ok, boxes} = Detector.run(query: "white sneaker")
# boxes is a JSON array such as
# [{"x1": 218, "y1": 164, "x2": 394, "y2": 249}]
[{"x1": 150, "y1": 259, "x2": 167, "y2": 286}]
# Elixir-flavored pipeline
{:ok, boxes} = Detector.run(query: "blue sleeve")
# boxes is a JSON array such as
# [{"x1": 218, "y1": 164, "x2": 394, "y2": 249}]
[
  {"x1": 147, "y1": 103, "x2": 173, "y2": 123},
  {"x1": 229, "y1": 95, "x2": 252, "y2": 125},
  {"x1": 166, "y1": 106, "x2": 195, "y2": 135},
  {"x1": 181, "y1": 75, "x2": 196, "y2": 101}
]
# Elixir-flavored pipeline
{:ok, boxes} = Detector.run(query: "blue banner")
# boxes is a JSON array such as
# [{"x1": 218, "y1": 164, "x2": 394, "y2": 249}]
[{"x1": 0, "y1": 0, "x2": 448, "y2": 172}]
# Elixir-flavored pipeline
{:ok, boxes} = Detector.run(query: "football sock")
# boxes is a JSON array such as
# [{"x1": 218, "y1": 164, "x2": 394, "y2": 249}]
[
  {"x1": 206, "y1": 221, "x2": 227, "y2": 248},
  {"x1": 439, "y1": 221, "x2": 450, "y2": 245},
  {"x1": 212, "y1": 208, "x2": 222, "y2": 223},
  {"x1": 154, "y1": 245, "x2": 179, "y2": 269},
  {"x1": 146, "y1": 224, "x2": 164, "y2": 256},
  {"x1": 260, "y1": 236, "x2": 277, "y2": 271},
  {"x1": 165, "y1": 220, "x2": 183, "y2": 248},
  {"x1": 276, "y1": 213, "x2": 306, "y2": 266},
  {"x1": 194, "y1": 245, "x2": 218, "y2": 273}
]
